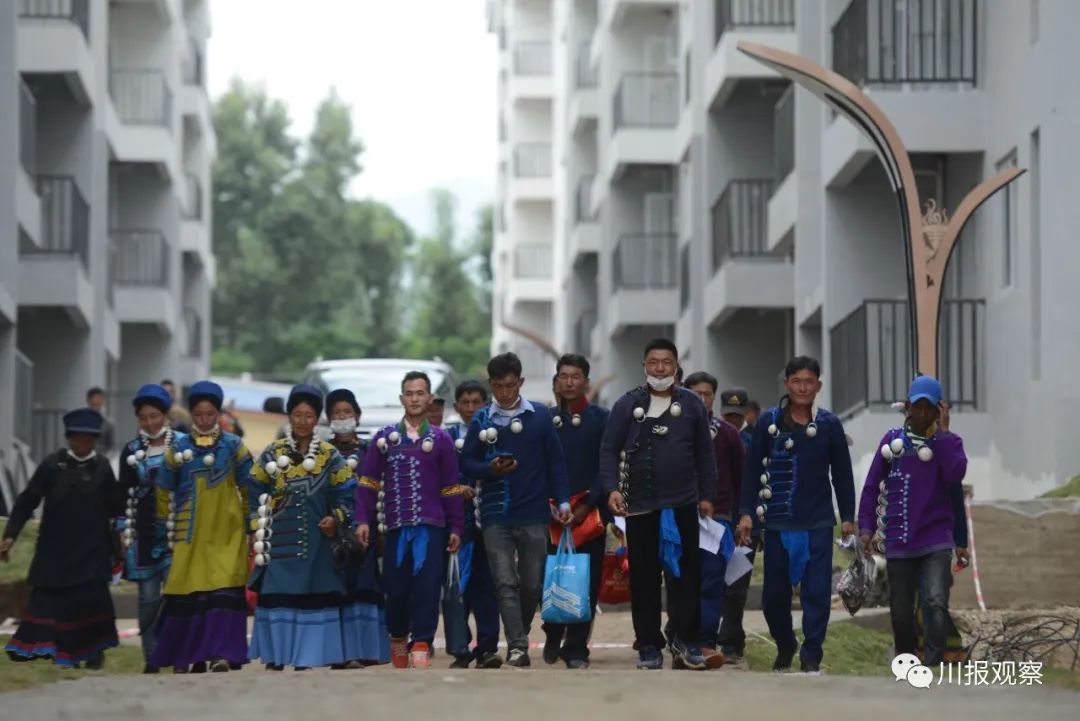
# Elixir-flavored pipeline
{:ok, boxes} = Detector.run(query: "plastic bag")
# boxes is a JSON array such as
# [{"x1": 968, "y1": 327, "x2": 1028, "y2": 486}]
[
  {"x1": 442, "y1": 552, "x2": 469, "y2": 656},
  {"x1": 598, "y1": 550, "x2": 631, "y2": 605},
  {"x1": 836, "y1": 552, "x2": 876, "y2": 616},
  {"x1": 541, "y1": 532, "x2": 592, "y2": 624}
]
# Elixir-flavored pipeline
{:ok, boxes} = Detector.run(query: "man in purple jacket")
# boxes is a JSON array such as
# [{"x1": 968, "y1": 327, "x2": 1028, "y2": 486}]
[{"x1": 858, "y1": 375, "x2": 968, "y2": 666}]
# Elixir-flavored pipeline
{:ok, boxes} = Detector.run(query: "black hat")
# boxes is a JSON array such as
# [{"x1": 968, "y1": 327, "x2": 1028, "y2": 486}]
[
  {"x1": 326, "y1": 388, "x2": 361, "y2": 417},
  {"x1": 429, "y1": 397, "x2": 446, "y2": 406},
  {"x1": 287, "y1": 384, "x2": 324, "y2": 417},
  {"x1": 64, "y1": 407, "x2": 104, "y2": 437},
  {"x1": 719, "y1": 388, "x2": 750, "y2": 416}
]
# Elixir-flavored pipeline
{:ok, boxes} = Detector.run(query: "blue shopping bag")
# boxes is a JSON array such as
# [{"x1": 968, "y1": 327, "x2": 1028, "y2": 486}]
[{"x1": 541, "y1": 531, "x2": 592, "y2": 624}]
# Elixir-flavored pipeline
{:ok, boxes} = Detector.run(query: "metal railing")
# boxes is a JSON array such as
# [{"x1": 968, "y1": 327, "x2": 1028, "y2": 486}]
[
  {"x1": 110, "y1": 69, "x2": 173, "y2": 129},
  {"x1": 575, "y1": 310, "x2": 597, "y2": 357},
  {"x1": 14, "y1": 352, "x2": 33, "y2": 447},
  {"x1": 613, "y1": 233, "x2": 677, "y2": 290},
  {"x1": 183, "y1": 307, "x2": 202, "y2": 357},
  {"x1": 513, "y1": 41, "x2": 552, "y2": 76},
  {"x1": 19, "y1": 0, "x2": 89, "y2": 41},
  {"x1": 832, "y1": 0, "x2": 977, "y2": 86},
  {"x1": 111, "y1": 230, "x2": 169, "y2": 287},
  {"x1": 183, "y1": 173, "x2": 202, "y2": 220},
  {"x1": 716, "y1": 0, "x2": 796, "y2": 44},
  {"x1": 513, "y1": 143, "x2": 552, "y2": 178},
  {"x1": 19, "y1": 81, "x2": 36, "y2": 178},
  {"x1": 575, "y1": 175, "x2": 596, "y2": 223},
  {"x1": 513, "y1": 245, "x2": 554, "y2": 279},
  {"x1": 576, "y1": 41, "x2": 597, "y2": 89},
  {"x1": 711, "y1": 179, "x2": 774, "y2": 270},
  {"x1": 829, "y1": 298, "x2": 984, "y2": 417},
  {"x1": 613, "y1": 73, "x2": 678, "y2": 130},
  {"x1": 31, "y1": 409, "x2": 66, "y2": 463},
  {"x1": 679, "y1": 244, "x2": 690, "y2": 311},
  {"x1": 774, "y1": 86, "x2": 795, "y2": 187},
  {"x1": 25, "y1": 176, "x2": 90, "y2": 271}
]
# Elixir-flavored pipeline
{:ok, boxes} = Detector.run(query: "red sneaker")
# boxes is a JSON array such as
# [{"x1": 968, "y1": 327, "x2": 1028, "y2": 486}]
[
  {"x1": 410, "y1": 642, "x2": 431, "y2": 669},
  {"x1": 702, "y1": 646, "x2": 726, "y2": 670},
  {"x1": 391, "y1": 637, "x2": 409, "y2": 669}
]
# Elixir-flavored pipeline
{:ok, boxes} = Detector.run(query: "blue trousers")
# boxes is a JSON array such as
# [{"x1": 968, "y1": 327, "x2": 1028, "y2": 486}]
[
  {"x1": 446, "y1": 537, "x2": 501, "y2": 660},
  {"x1": 383, "y1": 525, "x2": 446, "y2": 645},
  {"x1": 762, "y1": 527, "x2": 834, "y2": 665},
  {"x1": 137, "y1": 572, "x2": 165, "y2": 664},
  {"x1": 698, "y1": 546, "x2": 728, "y2": 647}
]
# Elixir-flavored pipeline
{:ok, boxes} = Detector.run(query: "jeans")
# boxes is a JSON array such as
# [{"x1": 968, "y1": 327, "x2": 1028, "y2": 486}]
[
  {"x1": 761, "y1": 527, "x2": 833, "y2": 665},
  {"x1": 137, "y1": 573, "x2": 165, "y2": 664},
  {"x1": 717, "y1": 545, "x2": 756, "y2": 654},
  {"x1": 887, "y1": 549, "x2": 953, "y2": 665},
  {"x1": 627, "y1": 504, "x2": 701, "y2": 650},
  {"x1": 698, "y1": 543, "x2": 728, "y2": 647},
  {"x1": 541, "y1": 534, "x2": 605, "y2": 661},
  {"x1": 482, "y1": 523, "x2": 548, "y2": 652}
]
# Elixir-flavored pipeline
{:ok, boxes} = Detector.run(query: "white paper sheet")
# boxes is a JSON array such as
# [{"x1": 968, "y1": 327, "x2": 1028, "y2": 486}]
[
  {"x1": 613, "y1": 516, "x2": 626, "y2": 533},
  {"x1": 724, "y1": 546, "x2": 754, "y2": 585},
  {"x1": 698, "y1": 516, "x2": 726, "y2": 555}
]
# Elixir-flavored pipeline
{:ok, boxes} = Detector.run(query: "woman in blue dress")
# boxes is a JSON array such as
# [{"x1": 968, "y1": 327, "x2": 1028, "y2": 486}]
[{"x1": 247, "y1": 384, "x2": 363, "y2": 670}]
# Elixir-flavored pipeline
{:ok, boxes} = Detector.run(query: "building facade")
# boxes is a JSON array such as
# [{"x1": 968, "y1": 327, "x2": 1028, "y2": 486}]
[
  {"x1": 489, "y1": 0, "x2": 1080, "y2": 500},
  {"x1": 0, "y1": 0, "x2": 215, "y2": 495}
]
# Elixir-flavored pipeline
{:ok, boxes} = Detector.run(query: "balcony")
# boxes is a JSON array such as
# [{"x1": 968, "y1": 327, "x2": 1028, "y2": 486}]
[
  {"x1": 182, "y1": 42, "x2": 204, "y2": 86},
  {"x1": 13, "y1": 351, "x2": 34, "y2": 447},
  {"x1": 183, "y1": 307, "x2": 203, "y2": 358},
  {"x1": 19, "y1": 0, "x2": 89, "y2": 39},
  {"x1": 609, "y1": 233, "x2": 678, "y2": 334},
  {"x1": 17, "y1": 82, "x2": 42, "y2": 248},
  {"x1": 509, "y1": 143, "x2": 553, "y2": 204},
  {"x1": 830, "y1": 298, "x2": 984, "y2": 418},
  {"x1": 507, "y1": 244, "x2": 555, "y2": 309},
  {"x1": 19, "y1": 81, "x2": 36, "y2": 178},
  {"x1": 603, "y1": 0, "x2": 678, "y2": 30},
  {"x1": 17, "y1": 0, "x2": 93, "y2": 103},
  {"x1": 574, "y1": 310, "x2": 597, "y2": 357},
  {"x1": 510, "y1": 41, "x2": 553, "y2": 100},
  {"x1": 833, "y1": 0, "x2": 977, "y2": 87},
  {"x1": 606, "y1": 73, "x2": 679, "y2": 183},
  {"x1": 108, "y1": 69, "x2": 178, "y2": 175},
  {"x1": 30, "y1": 409, "x2": 67, "y2": 463},
  {"x1": 706, "y1": 179, "x2": 793, "y2": 326},
  {"x1": 768, "y1": 86, "x2": 797, "y2": 252},
  {"x1": 112, "y1": 229, "x2": 176, "y2": 332},
  {"x1": 567, "y1": 175, "x2": 600, "y2": 269},
  {"x1": 569, "y1": 41, "x2": 599, "y2": 136},
  {"x1": 183, "y1": 173, "x2": 202, "y2": 220},
  {"x1": 706, "y1": 0, "x2": 796, "y2": 108},
  {"x1": 18, "y1": 176, "x2": 94, "y2": 325}
]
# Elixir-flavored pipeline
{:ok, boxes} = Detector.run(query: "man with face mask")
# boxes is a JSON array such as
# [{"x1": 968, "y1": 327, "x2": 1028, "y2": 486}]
[{"x1": 599, "y1": 338, "x2": 717, "y2": 671}]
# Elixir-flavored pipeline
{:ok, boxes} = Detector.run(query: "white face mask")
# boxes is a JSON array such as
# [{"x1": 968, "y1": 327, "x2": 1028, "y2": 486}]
[
  {"x1": 329, "y1": 418, "x2": 358, "y2": 435},
  {"x1": 67, "y1": 449, "x2": 97, "y2": 463},
  {"x1": 140, "y1": 426, "x2": 168, "y2": 440},
  {"x1": 646, "y1": 375, "x2": 675, "y2": 392}
]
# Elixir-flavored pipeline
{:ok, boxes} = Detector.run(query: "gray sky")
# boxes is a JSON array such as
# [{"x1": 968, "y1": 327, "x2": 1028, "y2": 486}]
[{"x1": 207, "y1": 0, "x2": 497, "y2": 238}]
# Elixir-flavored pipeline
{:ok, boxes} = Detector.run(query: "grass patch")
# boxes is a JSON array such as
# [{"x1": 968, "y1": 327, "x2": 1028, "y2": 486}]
[
  {"x1": 743, "y1": 619, "x2": 894, "y2": 676},
  {"x1": 0, "y1": 520, "x2": 37, "y2": 585},
  {"x1": 0, "y1": 635, "x2": 143, "y2": 693},
  {"x1": 1040, "y1": 475, "x2": 1080, "y2": 499}
]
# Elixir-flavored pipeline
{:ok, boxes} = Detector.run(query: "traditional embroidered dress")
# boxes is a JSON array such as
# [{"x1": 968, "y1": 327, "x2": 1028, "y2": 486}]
[
  {"x1": 357, "y1": 420, "x2": 464, "y2": 649},
  {"x1": 247, "y1": 437, "x2": 359, "y2": 668},
  {"x1": 4, "y1": 443, "x2": 124, "y2": 666},
  {"x1": 150, "y1": 428, "x2": 252, "y2": 668}
]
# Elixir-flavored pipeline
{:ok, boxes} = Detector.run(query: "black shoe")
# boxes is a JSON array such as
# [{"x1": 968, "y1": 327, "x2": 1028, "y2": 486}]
[
  {"x1": 772, "y1": 644, "x2": 798, "y2": 672},
  {"x1": 265, "y1": 663, "x2": 284, "y2": 671},
  {"x1": 210, "y1": 658, "x2": 230, "y2": 672},
  {"x1": 294, "y1": 666, "x2": 311, "y2": 671},
  {"x1": 800, "y1": 659, "x2": 822, "y2": 675},
  {"x1": 330, "y1": 662, "x2": 349, "y2": 670},
  {"x1": 229, "y1": 662, "x2": 243, "y2": 671},
  {"x1": 85, "y1": 653, "x2": 105, "y2": 671},
  {"x1": 476, "y1": 652, "x2": 503, "y2": 669},
  {"x1": 636, "y1": 646, "x2": 663, "y2": 670},
  {"x1": 449, "y1": 656, "x2": 472, "y2": 669},
  {"x1": 566, "y1": 658, "x2": 590, "y2": 670},
  {"x1": 190, "y1": 661, "x2": 208, "y2": 674},
  {"x1": 542, "y1": 634, "x2": 562, "y2": 665},
  {"x1": 506, "y1": 648, "x2": 530, "y2": 667},
  {"x1": 142, "y1": 664, "x2": 159, "y2": 675}
]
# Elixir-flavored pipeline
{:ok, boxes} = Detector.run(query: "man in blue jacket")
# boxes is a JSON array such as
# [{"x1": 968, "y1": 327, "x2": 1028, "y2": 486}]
[
  {"x1": 542, "y1": 353, "x2": 610, "y2": 670},
  {"x1": 599, "y1": 338, "x2": 717, "y2": 671},
  {"x1": 736, "y1": 356, "x2": 856, "y2": 674},
  {"x1": 460, "y1": 353, "x2": 572, "y2": 668}
]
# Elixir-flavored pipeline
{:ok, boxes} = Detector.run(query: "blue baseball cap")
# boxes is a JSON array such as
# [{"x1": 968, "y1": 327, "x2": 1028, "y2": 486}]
[{"x1": 908, "y1": 376, "x2": 942, "y2": 405}]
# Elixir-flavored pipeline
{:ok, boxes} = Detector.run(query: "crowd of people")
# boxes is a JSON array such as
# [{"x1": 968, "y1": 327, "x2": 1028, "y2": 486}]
[{"x1": 0, "y1": 337, "x2": 968, "y2": 675}]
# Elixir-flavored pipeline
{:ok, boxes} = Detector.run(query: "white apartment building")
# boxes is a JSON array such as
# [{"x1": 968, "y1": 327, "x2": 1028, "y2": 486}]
[
  {"x1": 489, "y1": 0, "x2": 1080, "y2": 501},
  {"x1": 0, "y1": 0, "x2": 215, "y2": 495}
]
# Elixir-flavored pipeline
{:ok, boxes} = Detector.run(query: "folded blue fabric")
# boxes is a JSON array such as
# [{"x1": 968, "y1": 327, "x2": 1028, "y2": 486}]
[
  {"x1": 779, "y1": 529, "x2": 810, "y2": 587},
  {"x1": 660, "y1": 508, "x2": 682, "y2": 578},
  {"x1": 457, "y1": 539, "x2": 474, "y2": 593},
  {"x1": 719, "y1": 518, "x2": 736, "y2": 562},
  {"x1": 396, "y1": 525, "x2": 429, "y2": 575}
]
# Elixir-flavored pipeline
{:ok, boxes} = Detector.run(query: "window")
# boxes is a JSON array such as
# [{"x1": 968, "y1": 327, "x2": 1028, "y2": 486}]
[{"x1": 997, "y1": 151, "x2": 1018, "y2": 289}]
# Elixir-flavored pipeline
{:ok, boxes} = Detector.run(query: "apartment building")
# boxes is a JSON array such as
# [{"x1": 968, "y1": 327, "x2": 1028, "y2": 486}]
[
  {"x1": 489, "y1": 0, "x2": 1080, "y2": 500},
  {"x1": 0, "y1": 0, "x2": 215, "y2": 495}
]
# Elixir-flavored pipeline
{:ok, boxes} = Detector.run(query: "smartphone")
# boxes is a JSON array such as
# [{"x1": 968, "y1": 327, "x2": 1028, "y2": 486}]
[{"x1": 496, "y1": 452, "x2": 515, "y2": 461}]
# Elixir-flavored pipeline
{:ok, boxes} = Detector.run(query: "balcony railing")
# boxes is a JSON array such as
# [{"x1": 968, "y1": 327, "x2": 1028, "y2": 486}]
[
  {"x1": 110, "y1": 69, "x2": 173, "y2": 129},
  {"x1": 23, "y1": 176, "x2": 90, "y2": 271},
  {"x1": 513, "y1": 245, "x2": 553, "y2": 279},
  {"x1": 575, "y1": 175, "x2": 596, "y2": 223},
  {"x1": 575, "y1": 41, "x2": 597, "y2": 89},
  {"x1": 513, "y1": 41, "x2": 552, "y2": 76},
  {"x1": 613, "y1": 73, "x2": 678, "y2": 131},
  {"x1": 774, "y1": 86, "x2": 795, "y2": 187},
  {"x1": 716, "y1": 0, "x2": 796, "y2": 45},
  {"x1": 183, "y1": 173, "x2": 202, "y2": 220},
  {"x1": 575, "y1": 310, "x2": 597, "y2": 357},
  {"x1": 14, "y1": 352, "x2": 33, "y2": 447},
  {"x1": 19, "y1": 81, "x2": 36, "y2": 178},
  {"x1": 829, "y1": 298, "x2": 984, "y2": 418},
  {"x1": 613, "y1": 233, "x2": 677, "y2": 290},
  {"x1": 183, "y1": 307, "x2": 202, "y2": 357},
  {"x1": 679, "y1": 244, "x2": 690, "y2": 311},
  {"x1": 112, "y1": 230, "x2": 169, "y2": 287},
  {"x1": 513, "y1": 143, "x2": 552, "y2": 178},
  {"x1": 833, "y1": 0, "x2": 977, "y2": 86},
  {"x1": 711, "y1": 179, "x2": 774, "y2": 270},
  {"x1": 31, "y1": 409, "x2": 66, "y2": 463},
  {"x1": 19, "y1": 0, "x2": 89, "y2": 41}
]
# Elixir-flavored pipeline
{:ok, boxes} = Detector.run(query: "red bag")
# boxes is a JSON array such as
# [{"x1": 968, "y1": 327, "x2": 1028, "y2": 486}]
[
  {"x1": 549, "y1": 492, "x2": 605, "y2": 548},
  {"x1": 598, "y1": 551, "x2": 631, "y2": 605}
]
